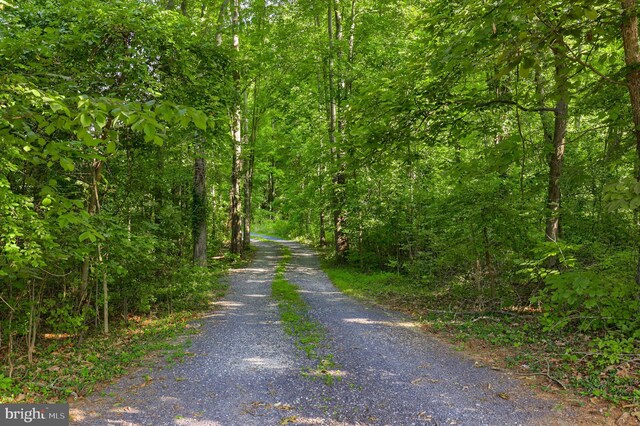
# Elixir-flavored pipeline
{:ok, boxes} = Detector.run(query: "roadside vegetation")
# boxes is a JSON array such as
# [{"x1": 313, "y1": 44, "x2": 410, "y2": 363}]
[
  {"x1": 0, "y1": 268, "x2": 227, "y2": 403},
  {"x1": 324, "y1": 263, "x2": 640, "y2": 408}
]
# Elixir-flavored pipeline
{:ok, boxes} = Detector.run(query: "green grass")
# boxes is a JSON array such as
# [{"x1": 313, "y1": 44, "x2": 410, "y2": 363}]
[
  {"x1": 271, "y1": 246, "x2": 338, "y2": 385},
  {"x1": 324, "y1": 266, "x2": 398, "y2": 299},
  {"x1": 323, "y1": 262, "x2": 640, "y2": 406}
]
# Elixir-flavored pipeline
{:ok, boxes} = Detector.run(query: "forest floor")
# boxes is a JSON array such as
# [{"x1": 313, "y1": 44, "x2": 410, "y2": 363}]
[{"x1": 70, "y1": 238, "x2": 614, "y2": 425}]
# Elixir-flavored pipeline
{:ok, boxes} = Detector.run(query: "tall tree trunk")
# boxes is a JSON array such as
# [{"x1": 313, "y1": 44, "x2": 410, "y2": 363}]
[
  {"x1": 215, "y1": 0, "x2": 229, "y2": 46},
  {"x1": 173, "y1": 0, "x2": 207, "y2": 265},
  {"x1": 242, "y1": 80, "x2": 259, "y2": 250},
  {"x1": 193, "y1": 144, "x2": 207, "y2": 266},
  {"x1": 79, "y1": 159, "x2": 103, "y2": 310},
  {"x1": 98, "y1": 244, "x2": 109, "y2": 334},
  {"x1": 621, "y1": 0, "x2": 640, "y2": 286},
  {"x1": 315, "y1": 11, "x2": 329, "y2": 248},
  {"x1": 265, "y1": 157, "x2": 275, "y2": 212},
  {"x1": 230, "y1": 0, "x2": 243, "y2": 254},
  {"x1": 545, "y1": 38, "x2": 570, "y2": 247},
  {"x1": 319, "y1": 211, "x2": 327, "y2": 246},
  {"x1": 534, "y1": 70, "x2": 554, "y2": 156},
  {"x1": 329, "y1": 0, "x2": 349, "y2": 263}
]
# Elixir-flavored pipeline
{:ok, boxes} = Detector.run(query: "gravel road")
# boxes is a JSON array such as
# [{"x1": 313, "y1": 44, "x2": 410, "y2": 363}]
[{"x1": 71, "y1": 237, "x2": 575, "y2": 425}]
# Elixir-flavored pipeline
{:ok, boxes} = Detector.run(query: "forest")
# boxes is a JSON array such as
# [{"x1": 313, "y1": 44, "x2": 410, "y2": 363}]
[{"x1": 2, "y1": 0, "x2": 640, "y2": 408}]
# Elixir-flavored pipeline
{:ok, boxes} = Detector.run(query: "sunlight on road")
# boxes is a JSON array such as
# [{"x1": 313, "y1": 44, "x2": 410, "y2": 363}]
[
  {"x1": 212, "y1": 301, "x2": 245, "y2": 308},
  {"x1": 343, "y1": 317, "x2": 418, "y2": 329},
  {"x1": 176, "y1": 418, "x2": 223, "y2": 426},
  {"x1": 237, "y1": 268, "x2": 269, "y2": 273},
  {"x1": 243, "y1": 357, "x2": 289, "y2": 369}
]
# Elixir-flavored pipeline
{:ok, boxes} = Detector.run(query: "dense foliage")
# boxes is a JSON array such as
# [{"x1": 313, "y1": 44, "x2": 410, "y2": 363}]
[
  {"x1": 0, "y1": 0, "x2": 231, "y2": 380},
  {"x1": 2, "y1": 0, "x2": 640, "y2": 404},
  {"x1": 253, "y1": 0, "x2": 640, "y2": 343}
]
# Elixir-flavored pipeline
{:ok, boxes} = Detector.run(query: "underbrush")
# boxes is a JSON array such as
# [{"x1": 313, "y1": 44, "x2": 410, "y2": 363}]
[
  {"x1": 253, "y1": 219, "x2": 294, "y2": 239},
  {"x1": 0, "y1": 266, "x2": 227, "y2": 403},
  {"x1": 324, "y1": 263, "x2": 640, "y2": 406}
]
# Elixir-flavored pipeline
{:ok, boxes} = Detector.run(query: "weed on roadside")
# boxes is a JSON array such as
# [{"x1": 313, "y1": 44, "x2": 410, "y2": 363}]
[
  {"x1": 1, "y1": 270, "x2": 227, "y2": 404},
  {"x1": 324, "y1": 263, "x2": 640, "y2": 407}
]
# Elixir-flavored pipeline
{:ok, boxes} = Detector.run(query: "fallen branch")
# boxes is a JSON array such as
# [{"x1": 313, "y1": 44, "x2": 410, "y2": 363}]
[
  {"x1": 491, "y1": 366, "x2": 567, "y2": 390},
  {"x1": 514, "y1": 371, "x2": 567, "y2": 390},
  {"x1": 471, "y1": 316, "x2": 501, "y2": 323},
  {"x1": 422, "y1": 308, "x2": 538, "y2": 319}
]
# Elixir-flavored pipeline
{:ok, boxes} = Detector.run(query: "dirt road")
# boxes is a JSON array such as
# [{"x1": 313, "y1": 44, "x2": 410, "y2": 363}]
[{"x1": 71, "y1": 238, "x2": 575, "y2": 425}]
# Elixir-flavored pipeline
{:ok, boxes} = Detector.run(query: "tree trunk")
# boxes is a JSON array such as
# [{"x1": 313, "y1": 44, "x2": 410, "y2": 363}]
[
  {"x1": 545, "y1": 38, "x2": 570, "y2": 246},
  {"x1": 79, "y1": 159, "x2": 103, "y2": 310},
  {"x1": 98, "y1": 244, "x2": 109, "y2": 334},
  {"x1": 329, "y1": 0, "x2": 349, "y2": 263},
  {"x1": 534, "y1": 70, "x2": 554, "y2": 156},
  {"x1": 621, "y1": 0, "x2": 640, "y2": 286},
  {"x1": 193, "y1": 145, "x2": 207, "y2": 266},
  {"x1": 215, "y1": 0, "x2": 230, "y2": 47},
  {"x1": 174, "y1": 0, "x2": 207, "y2": 265},
  {"x1": 265, "y1": 159, "x2": 275, "y2": 212},
  {"x1": 230, "y1": 0, "x2": 243, "y2": 254},
  {"x1": 242, "y1": 80, "x2": 259, "y2": 250},
  {"x1": 319, "y1": 211, "x2": 327, "y2": 247},
  {"x1": 314, "y1": 11, "x2": 329, "y2": 249}
]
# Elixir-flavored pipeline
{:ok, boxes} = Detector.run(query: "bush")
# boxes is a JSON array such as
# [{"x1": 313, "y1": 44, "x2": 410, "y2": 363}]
[{"x1": 536, "y1": 270, "x2": 640, "y2": 337}]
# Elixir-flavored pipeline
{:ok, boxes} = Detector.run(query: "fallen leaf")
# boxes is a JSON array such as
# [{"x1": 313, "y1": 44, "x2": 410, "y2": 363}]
[
  {"x1": 418, "y1": 411, "x2": 432, "y2": 420},
  {"x1": 497, "y1": 393, "x2": 510, "y2": 400},
  {"x1": 280, "y1": 416, "x2": 297, "y2": 425},
  {"x1": 616, "y1": 412, "x2": 633, "y2": 425}
]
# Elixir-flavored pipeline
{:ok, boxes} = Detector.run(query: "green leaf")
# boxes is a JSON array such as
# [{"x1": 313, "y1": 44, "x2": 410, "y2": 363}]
[
  {"x1": 193, "y1": 112, "x2": 207, "y2": 130},
  {"x1": 45, "y1": 123, "x2": 57, "y2": 135},
  {"x1": 79, "y1": 231, "x2": 96, "y2": 243},
  {"x1": 50, "y1": 102, "x2": 63, "y2": 113},
  {"x1": 80, "y1": 113, "x2": 92, "y2": 128},
  {"x1": 59, "y1": 158, "x2": 75, "y2": 171},
  {"x1": 143, "y1": 122, "x2": 155, "y2": 137},
  {"x1": 106, "y1": 141, "x2": 116, "y2": 154},
  {"x1": 95, "y1": 113, "x2": 107, "y2": 129},
  {"x1": 584, "y1": 9, "x2": 598, "y2": 20}
]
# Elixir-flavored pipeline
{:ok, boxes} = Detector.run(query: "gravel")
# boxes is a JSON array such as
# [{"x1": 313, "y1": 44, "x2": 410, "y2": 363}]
[{"x1": 71, "y1": 237, "x2": 576, "y2": 425}]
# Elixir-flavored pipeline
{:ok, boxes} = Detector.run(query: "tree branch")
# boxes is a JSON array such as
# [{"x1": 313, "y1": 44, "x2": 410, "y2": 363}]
[{"x1": 472, "y1": 99, "x2": 557, "y2": 113}]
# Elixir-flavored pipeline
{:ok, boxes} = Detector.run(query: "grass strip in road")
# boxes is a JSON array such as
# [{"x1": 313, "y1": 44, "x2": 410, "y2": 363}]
[{"x1": 271, "y1": 246, "x2": 339, "y2": 385}]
